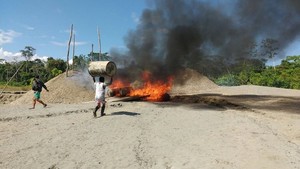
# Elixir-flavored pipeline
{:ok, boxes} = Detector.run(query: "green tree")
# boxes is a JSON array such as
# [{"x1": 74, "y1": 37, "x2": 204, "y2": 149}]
[
  {"x1": 248, "y1": 55, "x2": 300, "y2": 89},
  {"x1": 20, "y1": 46, "x2": 36, "y2": 61},
  {"x1": 215, "y1": 74, "x2": 239, "y2": 86},
  {"x1": 20, "y1": 46, "x2": 36, "y2": 73},
  {"x1": 87, "y1": 52, "x2": 111, "y2": 61},
  {"x1": 51, "y1": 68, "x2": 63, "y2": 77},
  {"x1": 73, "y1": 54, "x2": 88, "y2": 70},
  {"x1": 46, "y1": 57, "x2": 66, "y2": 79},
  {"x1": 277, "y1": 55, "x2": 300, "y2": 89}
]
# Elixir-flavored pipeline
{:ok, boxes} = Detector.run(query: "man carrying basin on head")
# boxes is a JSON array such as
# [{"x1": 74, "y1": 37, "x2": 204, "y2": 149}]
[
  {"x1": 88, "y1": 60, "x2": 117, "y2": 117},
  {"x1": 93, "y1": 76, "x2": 113, "y2": 117}
]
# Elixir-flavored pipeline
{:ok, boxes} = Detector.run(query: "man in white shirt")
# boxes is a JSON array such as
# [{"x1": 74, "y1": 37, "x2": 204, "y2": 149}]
[{"x1": 93, "y1": 76, "x2": 113, "y2": 117}]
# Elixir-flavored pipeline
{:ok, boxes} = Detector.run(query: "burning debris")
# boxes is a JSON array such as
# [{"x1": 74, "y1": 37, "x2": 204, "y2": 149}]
[{"x1": 109, "y1": 71, "x2": 173, "y2": 102}]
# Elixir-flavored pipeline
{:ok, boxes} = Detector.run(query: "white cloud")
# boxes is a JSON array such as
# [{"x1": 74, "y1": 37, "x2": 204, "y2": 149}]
[
  {"x1": 68, "y1": 58, "x2": 73, "y2": 65},
  {"x1": 284, "y1": 39, "x2": 300, "y2": 56},
  {"x1": 51, "y1": 41, "x2": 66, "y2": 46},
  {"x1": 31, "y1": 54, "x2": 49, "y2": 62},
  {"x1": 60, "y1": 29, "x2": 77, "y2": 34},
  {"x1": 0, "y1": 48, "x2": 48, "y2": 62},
  {"x1": 51, "y1": 41, "x2": 87, "y2": 47},
  {"x1": 74, "y1": 41, "x2": 88, "y2": 46},
  {"x1": 23, "y1": 25, "x2": 35, "y2": 31},
  {"x1": 0, "y1": 48, "x2": 22, "y2": 62},
  {"x1": 0, "y1": 29, "x2": 21, "y2": 45},
  {"x1": 131, "y1": 12, "x2": 140, "y2": 24}
]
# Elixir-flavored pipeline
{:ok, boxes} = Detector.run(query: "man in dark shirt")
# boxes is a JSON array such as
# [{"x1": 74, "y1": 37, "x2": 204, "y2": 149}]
[{"x1": 30, "y1": 75, "x2": 49, "y2": 109}]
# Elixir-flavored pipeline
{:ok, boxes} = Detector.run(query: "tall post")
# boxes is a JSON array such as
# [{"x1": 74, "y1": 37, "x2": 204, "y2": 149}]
[
  {"x1": 97, "y1": 27, "x2": 101, "y2": 61},
  {"x1": 90, "y1": 44, "x2": 94, "y2": 61},
  {"x1": 0, "y1": 63, "x2": 25, "y2": 96},
  {"x1": 66, "y1": 24, "x2": 73, "y2": 77},
  {"x1": 72, "y1": 33, "x2": 75, "y2": 70}
]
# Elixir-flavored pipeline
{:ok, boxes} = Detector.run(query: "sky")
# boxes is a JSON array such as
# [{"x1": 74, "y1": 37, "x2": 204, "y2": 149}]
[
  {"x1": 0, "y1": 0, "x2": 148, "y2": 62},
  {"x1": 1, "y1": 0, "x2": 300, "y2": 64}
]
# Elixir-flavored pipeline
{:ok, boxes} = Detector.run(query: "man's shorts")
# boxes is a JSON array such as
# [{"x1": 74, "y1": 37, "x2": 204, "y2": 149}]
[
  {"x1": 34, "y1": 91, "x2": 41, "y2": 100},
  {"x1": 95, "y1": 96, "x2": 106, "y2": 105}
]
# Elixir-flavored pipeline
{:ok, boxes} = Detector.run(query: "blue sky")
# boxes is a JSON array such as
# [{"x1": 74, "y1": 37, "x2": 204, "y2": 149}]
[
  {"x1": 0, "y1": 0, "x2": 148, "y2": 62},
  {"x1": 1, "y1": 0, "x2": 300, "y2": 64}
]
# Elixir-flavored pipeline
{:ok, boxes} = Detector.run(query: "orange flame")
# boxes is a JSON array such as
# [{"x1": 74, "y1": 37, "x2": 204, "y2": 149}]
[
  {"x1": 110, "y1": 79, "x2": 130, "y2": 97},
  {"x1": 110, "y1": 71, "x2": 173, "y2": 101},
  {"x1": 129, "y1": 71, "x2": 173, "y2": 101},
  {"x1": 110, "y1": 79, "x2": 129, "y2": 89}
]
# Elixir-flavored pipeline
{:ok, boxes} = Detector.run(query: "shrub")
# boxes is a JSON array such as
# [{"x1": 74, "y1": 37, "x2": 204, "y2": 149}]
[{"x1": 215, "y1": 74, "x2": 240, "y2": 86}]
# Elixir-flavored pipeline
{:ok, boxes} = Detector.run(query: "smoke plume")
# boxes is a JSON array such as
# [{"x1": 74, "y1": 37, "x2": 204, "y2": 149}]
[{"x1": 111, "y1": 0, "x2": 300, "y2": 79}]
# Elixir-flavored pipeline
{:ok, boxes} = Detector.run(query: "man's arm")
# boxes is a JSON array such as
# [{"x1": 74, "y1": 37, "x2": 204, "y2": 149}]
[
  {"x1": 41, "y1": 82, "x2": 49, "y2": 92},
  {"x1": 105, "y1": 77, "x2": 113, "y2": 86}
]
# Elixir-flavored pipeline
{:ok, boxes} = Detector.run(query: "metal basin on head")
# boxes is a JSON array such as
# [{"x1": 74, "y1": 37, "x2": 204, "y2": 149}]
[{"x1": 88, "y1": 61, "x2": 117, "y2": 77}]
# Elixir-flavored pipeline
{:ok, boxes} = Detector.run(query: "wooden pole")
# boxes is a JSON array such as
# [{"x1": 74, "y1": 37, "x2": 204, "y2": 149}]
[
  {"x1": 66, "y1": 24, "x2": 73, "y2": 77},
  {"x1": 91, "y1": 44, "x2": 94, "y2": 61},
  {"x1": 0, "y1": 62, "x2": 25, "y2": 96},
  {"x1": 97, "y1": 27, "x2": 102, "y2": 61},
  {"x1": 72, "y1": 33, "x2": 75, "y2": 70}
]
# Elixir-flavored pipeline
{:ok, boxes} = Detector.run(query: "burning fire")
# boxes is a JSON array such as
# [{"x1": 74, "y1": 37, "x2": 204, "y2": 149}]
[
  {"x1": 110, "y1": 79, "x2": 129, "y2": 89},
  {"x1": 110, "y1": 71, "x2": 173, "y2": 101}
]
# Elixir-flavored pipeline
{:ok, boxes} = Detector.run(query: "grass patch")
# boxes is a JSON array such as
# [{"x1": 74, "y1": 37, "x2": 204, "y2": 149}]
[{"x1": 0, "y1": 85, "x2": 31, "y2": 91}]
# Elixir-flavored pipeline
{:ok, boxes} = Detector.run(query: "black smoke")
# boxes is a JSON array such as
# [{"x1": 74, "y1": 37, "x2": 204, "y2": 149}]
[{"x1": 111, "y1": 0, "x2": 300, "y2": 80}]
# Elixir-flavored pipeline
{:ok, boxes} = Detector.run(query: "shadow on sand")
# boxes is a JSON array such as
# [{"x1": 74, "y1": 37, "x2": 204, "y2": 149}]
[
  {"x1": 110, "y1": 111, "x2": 141, "y2": 116},
  {"x1": 155, "y1": 93, "x2": 300, "y2": 115}
]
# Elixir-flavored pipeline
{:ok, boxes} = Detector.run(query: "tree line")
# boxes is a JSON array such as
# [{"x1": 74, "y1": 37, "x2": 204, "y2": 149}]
[
  {"x1": 0, "y1": 46, "x2": 91, "y2": 86},
  {"x1": 214, "y1": 55, "x2": 300, "y2": 89},
  {"x1": 1, "y1": 45, "x2": 299, "y2": 90},
  {"x1": 0, "y1": 46, "x2": 112, "y2": 87},
  {"x1": 0, "y1": 57, "x2": 65, "y2": 86}
]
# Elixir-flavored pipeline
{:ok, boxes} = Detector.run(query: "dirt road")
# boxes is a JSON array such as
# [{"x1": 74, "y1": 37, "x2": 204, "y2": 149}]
[{"x1": 0, "y1": 96, "x2": 299, "y2": 169}]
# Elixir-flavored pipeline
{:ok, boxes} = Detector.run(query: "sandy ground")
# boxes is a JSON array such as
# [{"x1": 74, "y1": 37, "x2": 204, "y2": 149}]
[{"x1": 0, "y1": 85, "x2": 300, "y2": 169}]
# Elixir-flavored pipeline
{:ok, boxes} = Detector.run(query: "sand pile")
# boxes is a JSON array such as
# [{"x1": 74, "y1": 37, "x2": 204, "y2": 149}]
[
  {"x1": 10, "y1": 68, "x2": 218, "y2": 105},
  {"x1": 0, "y1": 94, "x2": 23, "y2": 104},
  {"x1": 170, "y1": 68, "x2": 218, "y2": 95},
  {"x1": 11, "y1": 71, "x2": 95, "y2": 105}
]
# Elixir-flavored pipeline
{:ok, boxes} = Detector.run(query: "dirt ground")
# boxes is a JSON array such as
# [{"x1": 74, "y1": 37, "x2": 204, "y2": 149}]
[
  {"x1": 0, "y1": 70, "x2": 299, "y2": 169},
  {"x1": 0, "y1": 94, "x2": 23, "y2": 104}
]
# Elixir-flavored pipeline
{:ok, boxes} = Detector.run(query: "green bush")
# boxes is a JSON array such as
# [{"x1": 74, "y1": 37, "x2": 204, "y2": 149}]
[
  {"x1": 215, "y1": 74, "x2": 240, "y2": 86},
  {"x1": 51, "y1": 68, "x2": 63, "y2": 77}
]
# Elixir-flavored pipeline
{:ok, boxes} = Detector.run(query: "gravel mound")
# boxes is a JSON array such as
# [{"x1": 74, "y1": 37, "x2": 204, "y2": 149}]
[
  {"x1": 10, "y1": 69, "x2": 218, "y2": 104},
  {"x1": 170, "y1": 68, "x2": 218, "y2": 95},
  {"x1": 11, "y1": 71, "x2": 95, "y2": 105},
  {"x1": 0, "y1": 94, "x2": 23, "y2": 104}
]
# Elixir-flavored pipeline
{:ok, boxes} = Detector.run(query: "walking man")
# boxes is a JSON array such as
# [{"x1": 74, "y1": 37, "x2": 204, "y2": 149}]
[
  {"x1": 31, "y1": 75, "x2": 49, "y2": 109},
  {"x1": 93, "y1": 76, "x2": 112, "y2": 117}
]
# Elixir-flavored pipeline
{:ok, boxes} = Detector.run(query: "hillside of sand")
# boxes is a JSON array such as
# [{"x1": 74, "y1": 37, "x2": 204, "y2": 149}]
[
  {"x1": 10, "y1": 71, "x2": 95, "y2": 105},
  {"x1": 170, "y1": 68, "x2": 218, "y2": 95},
  {"x1": 9, "y1": 68, "x2": 219, "y2": 105}
]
